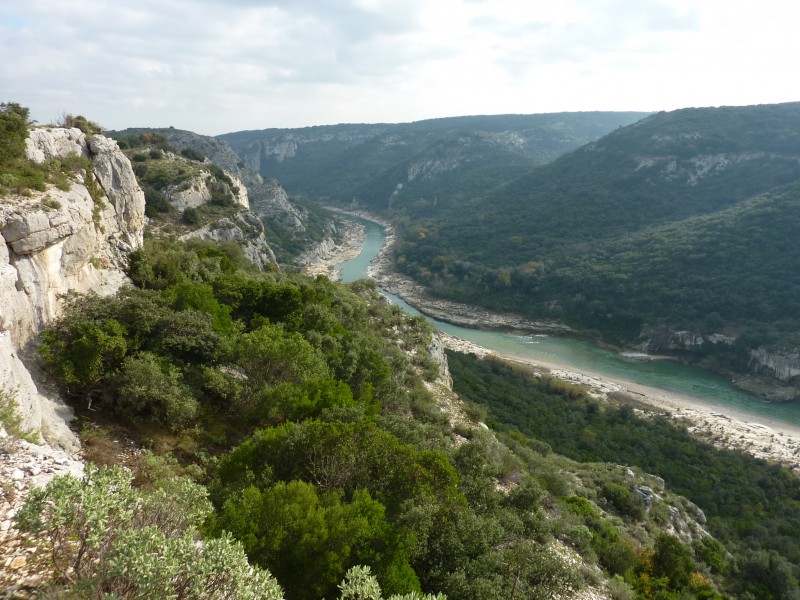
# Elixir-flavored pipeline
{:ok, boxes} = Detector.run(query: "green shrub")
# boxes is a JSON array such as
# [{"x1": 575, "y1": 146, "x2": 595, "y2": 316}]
[
  {"x1": 181, "y1": 147, "x2": 205, "y2": 161},
  {"x1": 144, "y1": 187, "x2": 172, "y2": 216},
  {"x1": 0, "y1": 388, "x2": 40, "y2": 443},
  {"x1": 600, "y1": 483, "x2": 644, "y2": 520},
  {"x1": 60, "y1": 113, "x2": 103, "y2": 135},
  {"x1": 338, "y1": 566, "x2": 446, "y2": 600},
  {"x1": 14, "y1": 464, "x2": 283, "y2": 599},
  {"x1": 0, "y1": 102, "x2": 30, "y2": 164},
  {"x1": 183, "y1": 206, "x2": 200, "y2": 224},
  {"x1": 111, "y1": 352, "x2": 198, "y2": 428},
  {"x1": 149, "y1": 148, "x2": 163, "y2": 159}
]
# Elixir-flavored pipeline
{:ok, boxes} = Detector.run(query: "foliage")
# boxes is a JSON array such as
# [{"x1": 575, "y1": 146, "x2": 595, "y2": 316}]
[
  {"x1": 0, "y1": 102, "x2": 48, "y2": 196},
  {"x1": 210, "y1": 481, "x2": 418, "y2": 600},
  {"x1": 0, "y1": 388, "x2": 40, "y2": 443},
  {"x1": 32, "y1": 233, "x2": 755, "y2": 598},
  {"x1": 0, "y1": 102, "x2": 30, "y2": 164},
  {"x1": 181, "y1": 146, "x2": 206, "y2": 161},
  {"x1": 110, "y1": 352, "x2": 198, "y2": 427},
  {"x1": 218, "y1": 112, "x2": 646, "y2": 207},
  {"x1": 14, "y1": 464, "x2": 284, "y2": 599},
  {"x1": 449, "y1": 350, "x2": 800, "y2": 598},
  {"x1": 389, "y1": 103, "x2": 800, "y2": 357},
  {"x1": 59, "y1": 113, "x2": 103, "y2": 135},
  {"x1": 339, "y1": 566, "x2": 446, "y2": 600}
]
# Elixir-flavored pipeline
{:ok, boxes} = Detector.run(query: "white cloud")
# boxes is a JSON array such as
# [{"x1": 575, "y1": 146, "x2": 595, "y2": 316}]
[{"x1": 1, "y1": 0, "x2": 799, "y2": 134}]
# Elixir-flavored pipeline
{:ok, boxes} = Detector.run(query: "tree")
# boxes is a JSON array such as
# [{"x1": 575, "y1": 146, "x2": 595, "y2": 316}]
[
  {"x1": 212, "y1": 481, "x2": 418, "y2": 600},
  {"x1": 111, "y1": 352, "x2": 198, "y2": 427},
  {"x1": 40, "y1": 318, "x2": 128, "y2": 406},
  {"x1": 0, "y1": 102, "x2": 30, "y2": 165}
]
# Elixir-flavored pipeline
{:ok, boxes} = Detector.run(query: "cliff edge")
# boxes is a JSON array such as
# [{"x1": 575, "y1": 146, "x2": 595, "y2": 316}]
[{"x1": 0, "y1": 127, "x2": 145, "y2": 451}]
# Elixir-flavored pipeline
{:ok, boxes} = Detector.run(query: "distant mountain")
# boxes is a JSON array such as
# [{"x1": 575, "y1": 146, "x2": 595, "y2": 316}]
[
  {"x1": 389, "y1": 102, "x2": 800, "y2": 398},
  {"x1": 217, "y1": 112, "x2": 648, "y2": 209}
]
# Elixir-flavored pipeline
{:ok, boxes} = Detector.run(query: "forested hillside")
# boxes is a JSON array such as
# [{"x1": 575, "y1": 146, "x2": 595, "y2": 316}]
[
  {"x1": 16, "y1": 236, "x2": 741, "y2": 599},
  {"x1": 376, "y1": 103, "x2": 800, "y2": 393},
  {"x1": 217, "y1": 112, "x2": 646, "y2": 211}
]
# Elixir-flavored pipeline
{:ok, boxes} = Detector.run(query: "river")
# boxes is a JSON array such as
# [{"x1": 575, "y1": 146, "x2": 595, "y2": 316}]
[{"x1": 336, "y1": 215, "x2": 800, "y2": 427}]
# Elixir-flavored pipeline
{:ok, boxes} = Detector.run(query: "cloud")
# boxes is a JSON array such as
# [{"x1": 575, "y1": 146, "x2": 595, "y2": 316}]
[{"x1": 1, "y1": 0, "x2": 799, "y2": 134}]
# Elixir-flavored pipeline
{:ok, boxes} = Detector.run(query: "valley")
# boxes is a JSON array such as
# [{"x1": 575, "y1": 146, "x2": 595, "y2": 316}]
[{"x1": 325, "y1": 212, "x2": 800, "y2": 473}]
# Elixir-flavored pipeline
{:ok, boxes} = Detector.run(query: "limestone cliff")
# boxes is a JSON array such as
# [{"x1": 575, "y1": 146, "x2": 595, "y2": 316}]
[
  {"x1": 0, "y1": 128, "x2": 145, "y2": 451},
  {"x1": 640, "y1": 327, "x2": 800, "y2": 401},
  {"x1": 180, "y1": 210, "x2": 276, "y2": 270}
]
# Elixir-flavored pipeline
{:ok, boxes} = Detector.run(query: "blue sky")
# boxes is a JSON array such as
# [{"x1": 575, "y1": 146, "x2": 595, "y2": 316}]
[{"x1": 2, "y1": 0, "x2": 799, "y2": 135}]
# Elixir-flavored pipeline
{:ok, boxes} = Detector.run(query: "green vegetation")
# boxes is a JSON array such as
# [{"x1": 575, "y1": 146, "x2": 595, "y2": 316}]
[
  {"x1": 32, "y1": 238, "x2": 625, "y2": 599},
  {"x1": 15, "y1": 464, "x2": 284, "y2": 599},
  {"x1": 120, "y1": 141, "x2": 245, "y2": 227},
  {"x1": 0, "y1": 102, "x2": 110, "y2": 200},
  {"x1": 389, "y1": 104, "x2": 800, "y2": 361},
  {"x1": 59, "y1": 113, "x2": 103, "y2": 135},
  {"x1": 109, "y1": 126, "x2": 338, "y2": 264},
  {"x1": 30, "y1": 236, "x2": 746, "y2": 599},
  {"x1": 0, "y1": 102, "x2": 49, "y2": 196},
  {"x1": 0, "y1": 388, "x2": 40, "y2": 443},
  {"x1": 449, "y1": 350, "x2": 800, "y2": 599},
  {"x1": 218, "y1": 112, "x2": 647, "y2": 206},
  {"x1": 181, "y1": 146, "x2": 206, "y2": 161}
]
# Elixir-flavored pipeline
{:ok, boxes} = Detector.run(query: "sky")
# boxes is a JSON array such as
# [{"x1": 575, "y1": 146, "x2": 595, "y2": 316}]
[{"x1": 2, "y1": 0, "x2": 800, "y2": 136}]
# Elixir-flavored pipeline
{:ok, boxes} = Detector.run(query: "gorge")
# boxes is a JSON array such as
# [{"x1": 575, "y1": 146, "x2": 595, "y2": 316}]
[{"x1": 331, "y1": 213, "x2": 800, "y2": 468}]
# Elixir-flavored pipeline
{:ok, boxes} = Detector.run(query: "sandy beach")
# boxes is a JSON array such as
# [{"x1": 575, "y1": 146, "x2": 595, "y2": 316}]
[{"x1": 441, "y1": 333, "x2": 800, "y2": 475}]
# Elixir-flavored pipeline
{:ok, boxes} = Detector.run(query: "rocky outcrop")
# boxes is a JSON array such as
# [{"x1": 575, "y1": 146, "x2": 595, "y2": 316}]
[
  {"x1": 167, "y1": 169, "x2": 248, "y2": 212},
  {"x1": 640, "y1": 328, "x2": 800, "y2": 401},
  {"x1": 180, "y1": 211, "x2": 276, "y2": 270},
  {"x1": 248, "y1": 178, "x2": 305, "y2": 231},
  {"x1": 0, "y1": 128, "x2": 145, "y2": 451},
  {"x1": 113, "y1": 128, "x2": 312, "y2": 234},
  {"x1": 0, "y1": 432, "x2": 84, "y2": 592},
  {"x1": 641, "y1": 329, "x2": 735, "y2": 353},
  {"x1": 750, "y1": 348, "x2": 800, "y2": 383}
]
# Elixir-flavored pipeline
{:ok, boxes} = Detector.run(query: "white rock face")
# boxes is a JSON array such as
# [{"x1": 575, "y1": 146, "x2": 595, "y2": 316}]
[
  {"x1": 0, "y1": 129, "x2": 145, "y2": 452},
  {"x1": 169, "y1": 174, "x2": 214, "y2": 212},
  {"x1": 168, "y1": 167, "x2": 248, "y2": 212},
  {"x1": 750, "y1": 349, "x2": 800, "y2": 383},
  {"x1": 180, "y1": 211, "x2": 276, "y2": 270},
  {"x1": 250, "y1": 179, "x2": 305, "y2": 231},
  {"x1": 24, "y1": 128, "x2": 87, "y2": 164}
]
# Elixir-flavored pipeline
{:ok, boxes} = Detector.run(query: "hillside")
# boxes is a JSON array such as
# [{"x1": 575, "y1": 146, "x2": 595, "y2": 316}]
[
  {"x1": 3, "y1": 105, "x2": 800, "y2": 599},
  {"x1": 108, "y1": 128, "x2": 335, "y2": 262},
  {"x1": 217, "y1": 112, "x2": 647, "y2": 211},
  {"x1": 382, "y1": 103, "x2": 800, "y2": 398}
]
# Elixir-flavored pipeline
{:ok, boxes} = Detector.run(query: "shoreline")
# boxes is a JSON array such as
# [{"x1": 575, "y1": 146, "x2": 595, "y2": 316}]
[
  {"x1": 441, "y1": 333, "x2": 800, "y2": 474},
  {"x1": 308, "y1": 210, "x2": 800, "y2": 474},
  {"x1": 300, "y1": 216, "x2": 366, "y2": 280}
]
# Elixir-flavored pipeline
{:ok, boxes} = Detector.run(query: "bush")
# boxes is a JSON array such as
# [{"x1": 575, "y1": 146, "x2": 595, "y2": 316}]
[
  {"x1": 0, "y1": 388, "x2": 40, "y2": 443},
  {"x1": 183, "y1": 206, "x2": 200, "y2": 224},
  {"x1": 61, "y1": 113, "x2": 103, "y2": 135},
  {"x1": 0, "y1": 102, "x2": 29, "y2": 165},
  {"x1": 338, "y1": 566, "x2": 446, "y2": 600},
  {"x1": 14, "y1": 464, "x2": 283, "y2": 599},
  {"x1": 600, "y1": 483, "x2": 645, "y2": 520},
  {"x1": 144, "y1": 187, "x2": 172, "y2": 216},
  {"x1": 181, "y1": 147, "x2": 206, "y2": 161},
  {"x1": 111, "y1": 352, "x2": 198, "y2": 428}
]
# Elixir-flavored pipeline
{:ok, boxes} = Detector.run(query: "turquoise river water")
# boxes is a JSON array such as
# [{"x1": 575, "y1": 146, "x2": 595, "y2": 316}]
[{"x1": 336, "y1": 215, "x2": 800, "y2": 427}]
